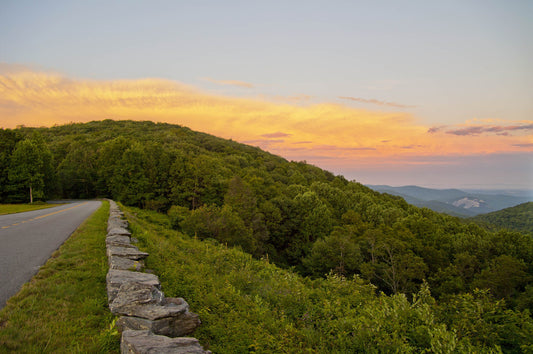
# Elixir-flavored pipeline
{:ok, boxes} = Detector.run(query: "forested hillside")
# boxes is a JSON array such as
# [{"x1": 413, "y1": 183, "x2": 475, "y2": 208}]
[
  {"x1": 471, "y1": 202, "x2": 533, "y2": 235},
  {"x1": 1, "y1": 120, "x2": 532, "y2": 351}
]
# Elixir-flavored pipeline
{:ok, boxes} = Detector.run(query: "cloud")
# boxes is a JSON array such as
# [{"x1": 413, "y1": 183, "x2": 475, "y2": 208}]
[
  {"x1": 401, "y1": 145, "x2": 424, "y2": 149},
  {"x1": 314, "y1": 144, "x2": 376, "y2": 151},
  {"x1": 203, "y1": 77, "x2": 254, "y2": 88},
  {"x1": 261, "y1": 132, "x2": 292, "y2": 138},
  {"x1": 338, "y1": 96, "x2": 415, "y2": 109},
  {"x1": 513, "y1": 143, "x2": 533, "y2": 148},
  {"x1": 428, "y1": 126, "x2": 445, "y2": 134},
  {"x1": 1, "y1": 64, "x2": 531, "y2": 176},
  {"x1": 446, "y1": 123, "x2": 533, "y2": 136},
  {"x1": 242, "y1": 139, "x2": 285, "y2": 146}
]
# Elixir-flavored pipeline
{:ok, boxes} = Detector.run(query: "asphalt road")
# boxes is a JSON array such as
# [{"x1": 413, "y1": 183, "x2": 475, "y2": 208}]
[{"x1": 0, "y1": 200, "x2": 102, "y2": 308}]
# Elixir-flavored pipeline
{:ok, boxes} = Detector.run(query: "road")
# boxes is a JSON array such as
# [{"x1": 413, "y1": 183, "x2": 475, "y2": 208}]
[{"x1": 0, "y1": 200, "x2": 102, "y2": 308}]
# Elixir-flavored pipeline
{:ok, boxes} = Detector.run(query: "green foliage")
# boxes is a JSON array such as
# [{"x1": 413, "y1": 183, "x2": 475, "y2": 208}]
[
  {"x1": 472, "y1": 202, "x2": 533, "y2": 235},
  {"x1": 181, "y1": 204, "x2": 256, "y2": 254},
  {"x1": 58, "y1": 139, "x2": 97, "y2": 198},
  {"x1": 303, "y1": 226, "x2": 362, "y2": 276},
  {"x1": 473, "y1": 255, "x2": 531, "y2": 306},
  {"x1": 124, "y1": 205, "x2": 533, "y2": 353},
  {"x1": 167, "y1": 204, "x2": 190, "y2": 229},
  {"x1": 0, "y1": 129, "x2": 23, "y2": 203},
  {"x1": 8, "y1": 135, "x2": 53, "y2": 203},
  {"x1": 440, "y1": 289, "x2": 533, "y2": 352}
]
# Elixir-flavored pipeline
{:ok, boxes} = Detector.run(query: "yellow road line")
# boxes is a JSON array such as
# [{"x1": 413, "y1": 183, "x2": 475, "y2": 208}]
[
  {"x1": 1, "y1": 202, "x2": 89, "y2": 229},
  {"x1": 33, "y1": 202, "x2": 89, "y2": 220}
]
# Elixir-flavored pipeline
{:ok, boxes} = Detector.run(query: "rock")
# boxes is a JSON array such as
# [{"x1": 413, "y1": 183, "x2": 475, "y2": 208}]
[
  {"x1": 107, "y1": 222, "x2": 131, "y2": 236},
  {"x1": 121, "y1": 330, "x2": 210, "y2": 354},
  {"x1": 108, "y1": 214, "x2": 127, "y2": 221},
  {"x1": 109, "y1": 256, "x2": 145, "y2": 271},
  {"x1": 107, "y1": 269, "x2": 160, "y2": 303},
  {"x1": 109, "y1": 282, "x2": 200, "y2": 320},
  {"x1": 113, "y1": 294, "x2": 190, "y2": 321},
  {"x1": 107, "y1": 246, "x2": 149, "y2": 260},
  {"x1": 106, "y1": 235, "x2": 132, "y2": 247},
  {"x1": 110, "y1": 282, "x2": 165, "y2": 313},
  {"x1": 108, "y1": 227, "x2": 132, "y2": 237},
  {"x1": 111, "y1": 284, "x2": 201, "y2": 337},
  {"x1": 117, "y1": 312, "x2": 201, "y2": 338},
  {"x1": 108, "y1": 211, "x2": 125, "y2": 217},
  {"x1": 108, "y1": 221, "x2": 129, "y2": 232}
]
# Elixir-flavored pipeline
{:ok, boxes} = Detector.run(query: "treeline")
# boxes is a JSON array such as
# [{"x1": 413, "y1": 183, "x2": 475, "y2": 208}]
[{"x1": 1, "y1": 120, "x2": 532, "y2": 316}]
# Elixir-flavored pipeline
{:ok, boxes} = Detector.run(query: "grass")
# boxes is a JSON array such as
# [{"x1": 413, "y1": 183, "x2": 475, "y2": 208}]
[
  {"x1": 0, "y1": 200, "x2": 119, "y2": 353},
  {"x1": 0, "y1": 203, "x2": 64, "y2": 215}
]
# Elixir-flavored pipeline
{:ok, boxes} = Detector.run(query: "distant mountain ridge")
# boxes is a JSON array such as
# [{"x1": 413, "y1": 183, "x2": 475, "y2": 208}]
[
  {"x1": 470, "y1": 202, "x2": 533, "y2": 234},
  {"x1": 367, "y1": 185, "x2": 533, "y2": 217}
]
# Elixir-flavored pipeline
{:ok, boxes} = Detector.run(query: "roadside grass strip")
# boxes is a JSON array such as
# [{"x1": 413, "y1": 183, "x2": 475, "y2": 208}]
[
  {"x1": 0, "y1": 204, "x2": 64, "y2": 215},
  {"x1": 0, "y1": 201, "x2": 120, "y2": 353}
]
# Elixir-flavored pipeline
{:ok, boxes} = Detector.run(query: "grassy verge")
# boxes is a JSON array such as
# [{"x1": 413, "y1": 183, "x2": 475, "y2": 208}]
[
  {"x1": 0, "y1": 203, "x2": 64, "y2": 215},
  {"x1": 0, "y1": 201, "x2": 119, "y2": 353}
]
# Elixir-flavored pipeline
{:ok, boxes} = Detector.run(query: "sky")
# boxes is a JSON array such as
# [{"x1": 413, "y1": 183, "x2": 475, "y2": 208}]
[{"x1": 1, "y1": 0, "x2": 532, "y2": 189}]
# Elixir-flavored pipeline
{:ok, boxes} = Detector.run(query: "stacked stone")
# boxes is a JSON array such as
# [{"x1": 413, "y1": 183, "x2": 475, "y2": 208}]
[{"x1": 106, "y1": 201, "x2": 210, "y2": 354}]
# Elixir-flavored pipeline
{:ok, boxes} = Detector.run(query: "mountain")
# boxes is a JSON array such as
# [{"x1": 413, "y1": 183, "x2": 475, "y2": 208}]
[
  {"x1": 471, "y1": 202, "x2": 533, "y2": 235},
  {"x1": 367, "y1": 185, "x2": 533, "y2": 217},
  {"x1": 1, "y1": 120, "x2": 532, "y2": 319}
]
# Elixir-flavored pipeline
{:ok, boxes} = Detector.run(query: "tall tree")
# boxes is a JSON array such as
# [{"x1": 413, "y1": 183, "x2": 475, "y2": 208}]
[
  {"x1": 8, "y1": 138, "x2": 48, "y2": 203},
  {"x1": 0, "y1": 129, "x2": 23, "y2": 202}
]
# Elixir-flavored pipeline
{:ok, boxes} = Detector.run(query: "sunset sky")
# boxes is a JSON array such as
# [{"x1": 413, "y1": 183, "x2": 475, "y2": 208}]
[{"x1": 1, "y1": 1, "x2": 532, "y2": 189}]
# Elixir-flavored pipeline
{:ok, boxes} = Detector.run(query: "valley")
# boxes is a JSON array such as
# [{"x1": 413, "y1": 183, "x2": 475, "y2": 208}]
[{"x1": 368, "y1": 184, "x2": 533, "y2": 217}]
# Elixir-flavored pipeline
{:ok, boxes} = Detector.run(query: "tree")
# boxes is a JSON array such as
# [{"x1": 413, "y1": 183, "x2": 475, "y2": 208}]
[
  {"x1": 473, "y1": 255, "x2": 530, "y2": 304},
  {"x1": 96, "y1": 136, "x2": 131, "y2": 196},
  {"x1": 303, "y1": 228, "x2": 361, "y2": 276},
  {"x1": 293, "y1": 191, "x2": 333, "y2": 243},
  {"x1": 359, "y1": 229, "x2": 427, "y2": 294},
  {"x1": 112, "y1": 142, "x2": 151, "y2": 206},
  {"x1": 0, "y1": 129, "x2": 23, "y2": 202},
  {"x1": 170, "y1": 154, "x2": 229, "y2": 209},
  {"x1": 225, "y1": 176, "x2": 269, "y2": 255},
  {"x1": 57, "y1": 140, "x2": 97, "y2": 198},
  {"x1": 225, "y1": 176, "x2": 257, "y2": 220},
  {"x1": 8, "y1": 138, "x2": 50, "y2": 203},
  {"x1": 181, "y1": 204, "x2": 255, "y2": 254}
]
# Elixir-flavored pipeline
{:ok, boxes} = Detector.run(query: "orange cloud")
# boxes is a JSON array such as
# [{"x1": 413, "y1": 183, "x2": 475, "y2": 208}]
[
  {"x1": 261, "y1": 132, "x2": 292, "y2": 138},
  {"x1": 1, "y1": 65, "x2": 531, "y2": 172}
]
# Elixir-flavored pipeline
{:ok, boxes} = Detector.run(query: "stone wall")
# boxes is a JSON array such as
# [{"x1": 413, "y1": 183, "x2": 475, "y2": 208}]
[{"x1": 106, "y1": 200, "x2": 210, "y2": 354}]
